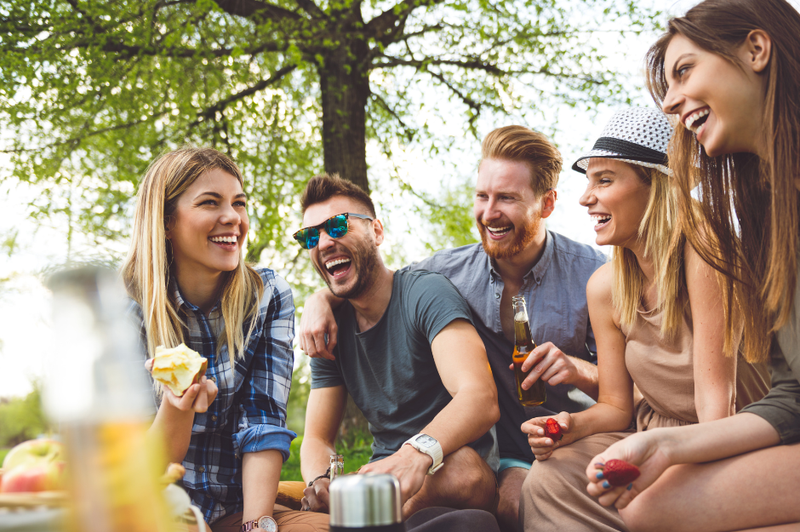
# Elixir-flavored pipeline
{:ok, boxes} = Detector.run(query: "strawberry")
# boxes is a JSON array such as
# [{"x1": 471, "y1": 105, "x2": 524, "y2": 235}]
[
  {"x1": 596, "y1": 459, "x2": 640, "y2": 487},
  {"x1": 544, "y1": 418, "x2": 563, "y2": 441}
]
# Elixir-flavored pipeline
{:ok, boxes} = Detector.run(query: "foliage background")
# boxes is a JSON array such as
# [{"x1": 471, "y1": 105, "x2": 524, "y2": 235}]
[{"x1": 0, "y1": 0, "x2": 672, "y2": 474}]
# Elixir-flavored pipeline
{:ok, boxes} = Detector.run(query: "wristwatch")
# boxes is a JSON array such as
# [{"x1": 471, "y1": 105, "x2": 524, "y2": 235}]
[
  {"x1": 403, "y1": 433, "x2": 444, "y2": 475},
  {"x1": 240, "y1": 516, "x2": 278, "y2": 532}
]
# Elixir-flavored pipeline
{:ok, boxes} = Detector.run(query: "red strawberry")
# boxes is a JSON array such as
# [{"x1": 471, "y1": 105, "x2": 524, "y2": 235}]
[
  {"x1": 596, "y1": 459, "x2": 640, "y2": 487},
  {"x1": 544, "y1": 418, "x2": 563, "y2": 441}
]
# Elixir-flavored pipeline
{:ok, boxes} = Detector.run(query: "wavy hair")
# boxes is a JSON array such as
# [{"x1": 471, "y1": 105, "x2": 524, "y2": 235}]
[
  {"x1": 121, "y1": 147, "x2": 263, "y2": 365},
  {"x1": 645, "y1": 0, "x2": 800, "y2": 363}
]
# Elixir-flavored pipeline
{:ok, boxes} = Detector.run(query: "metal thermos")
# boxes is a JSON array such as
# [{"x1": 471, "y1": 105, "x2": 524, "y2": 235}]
[{"x1": 329, "y1": 474, "x2": 406, "y2": 532}]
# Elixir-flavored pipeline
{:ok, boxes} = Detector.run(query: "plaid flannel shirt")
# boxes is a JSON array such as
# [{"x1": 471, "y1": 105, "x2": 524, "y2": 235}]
[{"x1": 130, "y1": 268, "x2": 296, "y2": 524}]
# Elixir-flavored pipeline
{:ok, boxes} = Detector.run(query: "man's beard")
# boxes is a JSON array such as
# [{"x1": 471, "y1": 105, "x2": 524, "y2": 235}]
[
  {"x1": 317, "y1": 238, "x2": 380, "y2": 300},
  {"x1": 478, "y1": 216, "x2": 541, "y2": 260}
]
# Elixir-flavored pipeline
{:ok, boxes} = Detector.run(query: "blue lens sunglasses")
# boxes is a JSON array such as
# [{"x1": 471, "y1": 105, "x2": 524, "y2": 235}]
[{"x1": 293, "y1": 212, "x2": 374, "y2": 249}]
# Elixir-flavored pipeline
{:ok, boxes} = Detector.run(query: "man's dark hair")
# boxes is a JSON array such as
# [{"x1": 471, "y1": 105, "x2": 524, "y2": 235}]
[{"x1": 300, "y1": 173, "x2": 376, "y2": 217}]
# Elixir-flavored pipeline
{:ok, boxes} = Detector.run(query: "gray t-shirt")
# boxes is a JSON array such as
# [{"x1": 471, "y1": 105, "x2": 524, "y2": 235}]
[
  {"x1": 408, "y1": 231, "x2": 607, "y2": 462},
  {"x1": 310, "y1": 269, "x2": 496, "y2": 464}
]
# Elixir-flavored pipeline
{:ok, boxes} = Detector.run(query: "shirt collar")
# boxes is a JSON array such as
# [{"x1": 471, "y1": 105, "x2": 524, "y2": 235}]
[
  {"x1": 485, "y1": 230, "x2": 554, "y2": 286},
  {"x1": 170, "y1": 277, "x2": 221, "y2": 314}
]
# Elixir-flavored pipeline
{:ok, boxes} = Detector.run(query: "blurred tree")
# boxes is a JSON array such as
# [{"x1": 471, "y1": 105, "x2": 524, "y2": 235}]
[
  {"x1": 0, "y1": 0, "x2": 658, "y2": 267},
  {"x1": 0, "y1": 382, "x2": 53, "y2": 448}
]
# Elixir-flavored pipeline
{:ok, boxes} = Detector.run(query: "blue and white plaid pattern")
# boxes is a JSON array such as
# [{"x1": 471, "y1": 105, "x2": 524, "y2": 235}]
[{"x1": 130, "y1": 268, "x2": 296, "y2": 524}]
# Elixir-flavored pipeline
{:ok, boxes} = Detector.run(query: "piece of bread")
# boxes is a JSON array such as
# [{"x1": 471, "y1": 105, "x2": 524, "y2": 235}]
[{"x1": 151, "y1": 344, "x2": 208, "y2": 397}]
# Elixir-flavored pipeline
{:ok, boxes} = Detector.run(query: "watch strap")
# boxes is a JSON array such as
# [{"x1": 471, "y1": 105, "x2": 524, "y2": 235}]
[
  {"x1": 240, "y1": 515, "x2": 278, "y2": 532},
  {"x1": 403, "y1": 434, "x2": 444, "y2": 475}
]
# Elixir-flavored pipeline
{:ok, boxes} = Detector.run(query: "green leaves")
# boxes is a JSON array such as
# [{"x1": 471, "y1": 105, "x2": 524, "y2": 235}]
[{"x1": 1, "y1": 0, "x2": 658, "y2": 286}]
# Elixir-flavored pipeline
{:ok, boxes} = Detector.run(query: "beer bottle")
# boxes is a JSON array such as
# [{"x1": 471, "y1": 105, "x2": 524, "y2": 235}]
[{"x1": 511, "y1": 295, "x2": 547, "y2": 407}]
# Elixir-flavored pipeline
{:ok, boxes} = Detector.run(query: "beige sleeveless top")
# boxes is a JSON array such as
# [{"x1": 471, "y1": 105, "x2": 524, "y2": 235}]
[{"x1": 621, "y1": 301, "x2": 769, "y2": 430}]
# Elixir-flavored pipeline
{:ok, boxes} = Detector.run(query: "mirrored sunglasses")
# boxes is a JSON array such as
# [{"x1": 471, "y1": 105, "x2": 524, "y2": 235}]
[{"x1": 293, "y1": 212, "x2": 374, "y2": 249}]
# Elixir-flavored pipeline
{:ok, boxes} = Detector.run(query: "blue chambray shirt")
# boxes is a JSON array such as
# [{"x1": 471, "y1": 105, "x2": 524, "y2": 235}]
[
  {"x1": 130, "y1": 268, "x2": 296, "y2": 524},
  {"x1": 407, "y1": 230, "x2": 607, "y2": 463}
]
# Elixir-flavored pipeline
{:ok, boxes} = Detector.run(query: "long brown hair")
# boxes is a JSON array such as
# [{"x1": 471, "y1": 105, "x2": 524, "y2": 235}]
[
  {"x1": 122, "y1": 147, "x2": 264, "y2": 365},
  {"x1": 645, "y1": 0, "x2": 800, "y2": 363}
]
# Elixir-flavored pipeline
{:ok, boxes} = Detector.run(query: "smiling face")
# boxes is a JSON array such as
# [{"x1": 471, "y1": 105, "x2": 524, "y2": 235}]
[
  {"x1": 302, "y1": 195, "x2": 381, "y2": 300},
  {"x1": 474, "y1": 158, "x2": 552, "y2": 260},
  {"x1": 579, "y1": 159, "x2": 651, "y2": 250},
  {"x1": 661, "y1": 33, "x2": 768, "y2": 157},
  {"x1": 166, "y1": 168, "x2": 248, "y2": 287}
]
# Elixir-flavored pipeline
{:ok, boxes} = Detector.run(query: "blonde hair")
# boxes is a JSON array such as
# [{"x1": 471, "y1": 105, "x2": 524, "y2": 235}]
[
  {"x1": 645, "y1": 0, "x2": 800, "y2": 363},
  {"x1": 121, "y1": 147, "x2": 264, "y2": 365},
  {"x1": 480, "y1": 126, "x2": 562, "y2": 197},
  {"x1": 612, "y1": 164, "x2": 686, "y2": 338}
]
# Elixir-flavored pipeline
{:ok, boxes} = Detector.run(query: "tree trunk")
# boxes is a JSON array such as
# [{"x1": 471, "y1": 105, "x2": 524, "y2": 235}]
[{"x1": 317, "y1": 38, "x2": 371, "y2": 192}]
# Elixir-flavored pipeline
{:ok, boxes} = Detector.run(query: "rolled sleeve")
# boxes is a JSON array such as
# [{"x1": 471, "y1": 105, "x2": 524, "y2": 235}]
[
  {"x1": 235, "y1": 273, "x2": 296, "y2": 454},
  {"x1": 233, "y1": 424, "x2": 297, "y2": 462},
  {"x1": 739, "y1": 338, "x2": 800, "y2": 444}
]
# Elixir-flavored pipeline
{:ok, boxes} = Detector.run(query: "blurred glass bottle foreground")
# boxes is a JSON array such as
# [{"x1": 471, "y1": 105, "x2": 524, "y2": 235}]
[
  {"x1": 44, "y1": 267, "x2": 175, "y2": 532},
  {"x1": 511, "y1": 295, "x2": 546, "y2": 407}
]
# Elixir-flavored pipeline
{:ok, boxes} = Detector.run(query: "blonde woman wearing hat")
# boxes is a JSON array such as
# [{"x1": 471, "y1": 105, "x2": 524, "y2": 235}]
[{"x1": 516, "y1": 108, "x2": 768, "y2": 532}]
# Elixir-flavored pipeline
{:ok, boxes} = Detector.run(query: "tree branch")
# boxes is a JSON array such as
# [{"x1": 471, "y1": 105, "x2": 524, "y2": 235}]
[
  {"x1": 192, "y1": 64, "x2": 298, "y2": 124},
  {"x1": 96, "y1": 39, "x2": 285, "y2": 58},
  {"x1": 212, "y1": 0, "x2": 302, "y2": 22},
  {"x1": 370, "y1": 93, "x2": 415, "y2": 142},
  {"x1": 295, "y1": 0, "x2": 326, "y2": 19},
  {"x1": 365, "y1": 0, "x2": 446, "y2": 43}
]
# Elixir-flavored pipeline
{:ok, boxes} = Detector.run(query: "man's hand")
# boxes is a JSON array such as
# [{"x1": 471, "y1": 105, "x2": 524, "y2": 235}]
[
  {"x1": 300, "y1": 477, "x2": 331, "y2": 513},
  {"x1": 521, "y1": 412, "x2": 573, "y2": 461},
  {"x1": 298, "y1": 290, "x2": 338, "y2": 360},
  {"x1": 145, "y1": 359, "x2": 218, "y2": 413},
  {"x1": 358, "y1": 444, "x2": 432, "y2": 504},
  {"x1": 508, "y1": 342, "x2": 581, "y2": 389}
]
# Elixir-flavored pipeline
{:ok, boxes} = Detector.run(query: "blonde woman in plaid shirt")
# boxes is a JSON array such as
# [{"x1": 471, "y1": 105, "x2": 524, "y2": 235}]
[{"x1": 123, "y1": 147, "x2": 327, "y2": 532}]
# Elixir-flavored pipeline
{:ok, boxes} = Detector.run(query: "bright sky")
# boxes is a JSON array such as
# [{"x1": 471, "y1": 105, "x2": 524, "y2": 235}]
[{"x1": 0, "y1": 0, "x2": 726, "y2": 398}]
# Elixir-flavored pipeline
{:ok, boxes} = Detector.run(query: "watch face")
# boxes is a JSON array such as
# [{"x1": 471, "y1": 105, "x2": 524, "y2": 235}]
[
  {"x1": 417, "y1": 434, "x2": 437, "y2": 448},
  {"x1": 257, "y1": 516, "x2": 278, "y2": 532}
]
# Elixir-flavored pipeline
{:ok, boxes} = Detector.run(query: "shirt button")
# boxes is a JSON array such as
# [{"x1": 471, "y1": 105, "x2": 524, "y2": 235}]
[
  {"x1": 495, "y1": 293, "x2": 501, "y2": 299},
  {"x1": 198, "y1": 466, "x2": 205, "y2": 473},
  {"x1": 211, "y1": 415, "x2": 217, "y2": 422}
]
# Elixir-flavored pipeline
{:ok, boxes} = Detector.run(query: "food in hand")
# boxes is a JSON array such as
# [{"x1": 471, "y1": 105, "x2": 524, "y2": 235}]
[
  {"x1": 151, "y1": 343, "x2": 208, "y2": 396},
  {"x1": 0, "y1": 439, "x2": 66, "y2": 493},
  {"x1": 160, "y1": 462, "x2": 186, "y2": 485},
  {"x1": 544, "y1": 418, "x2": 563, "y2": 441},
  {"x1": 596, "y1": 459, "x2": 640, "y2": 487}
]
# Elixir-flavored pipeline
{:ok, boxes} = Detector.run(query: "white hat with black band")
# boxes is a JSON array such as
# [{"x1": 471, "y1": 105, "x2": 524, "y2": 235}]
[{"x1": 572, "y1": 107, "x2": 673, "y2": 176}]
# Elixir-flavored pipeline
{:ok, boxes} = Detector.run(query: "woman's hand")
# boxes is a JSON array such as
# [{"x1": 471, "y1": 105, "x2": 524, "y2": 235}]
[
  {"x1": 585, "y1": 431, "x2": 672, "y2": 509},
  {"x1": 521, "y1": 412, "x2": 573, "y2": 461},
  {"x1": 145, "y1": 359, "x2": 218, "y2": 413}
]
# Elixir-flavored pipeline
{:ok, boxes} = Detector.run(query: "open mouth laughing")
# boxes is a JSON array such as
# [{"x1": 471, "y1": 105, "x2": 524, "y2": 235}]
[
  {"x1": 209, "y1": 234, "x2": 239, "y2": 250},
  {"x1": 591, "y1": 214, "x2": 611, "y2": 230},
  {"x1": 324, "y1": 256, "x2": 352, "y2": 279},
  {"x1": 484, "y1": 225, "x2": 512, "y2": 239},
  {"x1": 684, "y1": 107, "x2": 710, "y2": 134}
]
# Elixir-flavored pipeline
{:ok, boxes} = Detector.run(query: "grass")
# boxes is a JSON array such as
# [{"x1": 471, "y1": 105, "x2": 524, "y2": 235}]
[{"x1": 280, "y1": 434, "x2": 373, "y2": 481}]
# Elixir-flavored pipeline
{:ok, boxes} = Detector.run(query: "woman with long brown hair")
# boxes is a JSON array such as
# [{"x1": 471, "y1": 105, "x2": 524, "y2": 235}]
[{"x1": 586, "y1": 1, "x2": 800, "y2": 530}]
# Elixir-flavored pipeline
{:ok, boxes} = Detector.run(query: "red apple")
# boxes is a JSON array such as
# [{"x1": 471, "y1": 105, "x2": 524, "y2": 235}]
[{"x1": 1, "y1": 439, "x2": 66, "y2": 493}]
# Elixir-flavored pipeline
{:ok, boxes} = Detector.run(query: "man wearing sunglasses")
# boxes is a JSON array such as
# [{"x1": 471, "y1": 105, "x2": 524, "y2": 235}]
[
  {"x1": 299, "y1": 126, "x2": 607, "y2": 531},
  {"x1": 296, "y1": 174, "x2": 501, "y2": 518}
]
